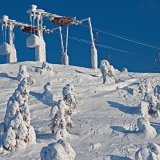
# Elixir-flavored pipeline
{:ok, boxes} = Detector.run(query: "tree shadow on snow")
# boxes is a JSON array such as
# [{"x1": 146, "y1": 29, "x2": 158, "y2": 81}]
[
  {"x1": 29, "y1": 91, "x2": 56, "y2": 106},
  {"x1": 110, "y1": 126, "x2": 136, "y2": 134},
  {"x1": 75, "y1": 70, "x2": 84, "y2": 74},
  {"x1": 108, "y1": 155, "x2": 132, "y2": 160},
  {"x1": 0, "y1": 72, "x2": 17, "y2": 80},
  {"x1": 150, "y1": 122, "x2": 160, "y2": 134},
  {"x1": 107, "y1": 101, "x2": 139, "y2": 114},
  {"x1": 75, "y1": 69, "x2": 98, "y2": 77}
]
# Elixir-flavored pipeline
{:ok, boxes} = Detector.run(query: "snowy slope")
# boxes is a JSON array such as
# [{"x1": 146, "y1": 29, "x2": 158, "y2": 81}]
[{"x1": 0, "y1": 61, "x2": 160, "y2": 160}]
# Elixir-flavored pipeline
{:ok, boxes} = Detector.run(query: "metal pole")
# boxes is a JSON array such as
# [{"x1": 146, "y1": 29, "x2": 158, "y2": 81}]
[
  {"x1": 88, "y1": 17, "x2": 98, "y2": 70},
  {"x1": 59, "y1": 27, "x2": 64, "y2": 53},
  {"x1": 9, "y1": 23, "x2": 14, "y2": 46},
  {"x1": 65, "y1": 25, "x2": 69, "y2": 54}
]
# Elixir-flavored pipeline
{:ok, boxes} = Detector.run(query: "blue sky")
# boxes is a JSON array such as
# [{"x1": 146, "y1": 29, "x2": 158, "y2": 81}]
[{"x1": 0, "y1": 0, "x2": 160, "y2": 72}]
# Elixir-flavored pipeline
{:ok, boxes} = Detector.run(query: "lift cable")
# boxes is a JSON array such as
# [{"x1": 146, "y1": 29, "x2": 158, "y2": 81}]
[
  {"x1": 80, "y1": 24, "x2": 160, "y2": 50},
  {"x1": 52, "y1": 31, "x2": 152, "y2": 59}
]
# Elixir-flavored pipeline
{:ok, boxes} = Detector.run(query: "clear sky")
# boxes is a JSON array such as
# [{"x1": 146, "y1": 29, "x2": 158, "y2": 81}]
[{"x1": 0, "y1": 0, "x2": 160, "y2": 72}]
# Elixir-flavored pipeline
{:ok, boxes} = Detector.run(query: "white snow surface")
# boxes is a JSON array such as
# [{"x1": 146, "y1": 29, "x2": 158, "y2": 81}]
[{"x1": 0, "y1": 61, "x2": 160, "y2": 159}]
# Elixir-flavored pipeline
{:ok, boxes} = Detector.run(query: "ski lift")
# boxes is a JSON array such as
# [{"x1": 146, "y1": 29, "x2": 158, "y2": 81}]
[{"x1": 51, "y1": 17, "x2": 74, "y2": 26}]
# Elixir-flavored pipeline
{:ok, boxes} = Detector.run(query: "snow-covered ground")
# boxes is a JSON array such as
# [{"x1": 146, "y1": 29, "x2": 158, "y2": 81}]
[{"x1": 0, "y1": 61, "x2": 160, "y2": 159}]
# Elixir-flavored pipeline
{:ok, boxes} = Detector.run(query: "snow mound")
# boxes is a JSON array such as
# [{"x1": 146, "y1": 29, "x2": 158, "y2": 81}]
[
  {"x1": 40, "y1": 139, "x2": 76, "y2": 160},
  {"x1": 42, "y1": 82, "x2": 53, "y2": 105},
  {"x1": 137, "y1": 117, "x2": 157, "y2": 138},
  {"x1": 135, "y1": 142, "x2": 160, "y2": 160}
]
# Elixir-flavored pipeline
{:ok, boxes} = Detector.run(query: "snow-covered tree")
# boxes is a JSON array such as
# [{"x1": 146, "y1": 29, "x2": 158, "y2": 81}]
[
  {"x1": 2, "y1": 77, "x2": 36, "y2": 151},
  {"x1": 137, "y1": 117, "x2": 157, "y2": 138},
  {"x1": 17, "y1": 64, "x2": 29, "y2": 81},
  {"x1": 62, "y1": 84, "x2": 77, "y2": 110},
  {"x1": 142, "y1": 94, "x2": 160, "y2": 118},
  {"x1": 139, "y1": 79, "x2": 152, "y2": 95},
  {"x1": 122, "y1": 67, "x2": 128, "y2": 73},
  {"x1": 36, "y1": 62, "x2": 53, "y2": 75},
  {"x1": 135, "y1": 142, "x2": 160, "y2": 160},
  {"x1": 100, "y1": 60, "x2": 115, "y2": 84},
  {"x1": 41, "y1": 139, "x2": 76, "y2": 160},
  {"x1": 42, "y1": 82, "x2": 53, "y2": 105},
  {"x1": 49, "y1": 100, "x2": 74, "y2": 139},
  {"x1": 154, "y1": 85, "x2": 160, "y2": 101}
]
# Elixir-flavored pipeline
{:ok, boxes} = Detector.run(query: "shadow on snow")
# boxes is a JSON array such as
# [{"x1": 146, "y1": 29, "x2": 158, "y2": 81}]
[
  {"x1": 108, "y1": 155, "x2": 132, "y2": 160},
  {"x1": 107, "y1": 101, "x2": 139, "y2": 114},
  {"x1": 110, "y1": 126, "x2": 136, "y2": 134},
  {"x1": 29, "y1": 91, "x2": 57, "y2": 106},
  {"x1": 0, "y1": 72, "x2": 17, "y2": 81}
]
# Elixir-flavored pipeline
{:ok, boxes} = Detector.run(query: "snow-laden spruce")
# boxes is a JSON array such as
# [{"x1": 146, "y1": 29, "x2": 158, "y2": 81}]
[
  {"x1": 2, "y1": 77, "x2": 36, "y2": 151},
  {"x1": 40, "y1": 139, "x2": 76, "y2": 160},
  {"x1": 17, "y1": 64, "x2": 29, "y2": 81},
  {"x1": 42, "y1": 82, "x2": 53, "y2": 105},
  {"x1": 140, "y1": 94, "x2": 160, "y2": 118},
  {"x1": 62, "y1": 84, "x2": 77, "y2": 111},
  {"x1": 36, "y1": 62, "x2": 53, "y2": 75},
  {"x1": 137, "y1": 117, "x2": 157, "y2": 138},
  {"x1": 49, "y1": 100, "x2": 74, "y2": 139},
  {"x1": 139, "y1": 79, "x2": 152, "y2": 95},
  {"x1": 100, "y1": 60, "x2": 115, "y2": 84},
  {"x1": 154, "y1": 85, "x2": 160, "y2": 101},
  {"x1": 122, "y1": 67, "x2": 128, "y2": 73},
  {"x1": 135, "y1": 142, "x2": 160, "y2": 160}
]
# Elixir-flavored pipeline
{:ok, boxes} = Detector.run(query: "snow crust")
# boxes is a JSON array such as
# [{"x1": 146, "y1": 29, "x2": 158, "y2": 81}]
[{"x1": 40, "y1": 139, "x2": 76, "y2": 160}]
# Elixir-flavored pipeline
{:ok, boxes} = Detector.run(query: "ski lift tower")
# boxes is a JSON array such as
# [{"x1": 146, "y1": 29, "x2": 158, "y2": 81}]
[
  {"x1": 27, "y1": 5, "x2": 98, "y2": 69},
  {"x1": 0, "y1": 15, "x2": 51, "y2": 63},
  {"x1": 0, "y1": 15, "x2": 17, "y2": 63}
]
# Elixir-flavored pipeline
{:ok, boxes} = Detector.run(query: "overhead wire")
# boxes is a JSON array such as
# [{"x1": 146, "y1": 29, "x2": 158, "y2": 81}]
[
  {"x1": 80, "y1": 24, "x2": 160, "y2": 50},
  {"x1": 55, "y1": 31, "x2": 152, "y2": 59}
]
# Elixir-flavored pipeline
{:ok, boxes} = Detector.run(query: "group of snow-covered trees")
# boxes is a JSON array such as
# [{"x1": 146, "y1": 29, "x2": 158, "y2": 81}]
[
  {"x1": 49, "y1": 84, "x2": 77, "y2": 140},
  {"x1": 0, "y1": 63, "x2": 77, "y2": 160},
  {"x1": 1, "y1": 69, "x2": 36, "y2": 150}
]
